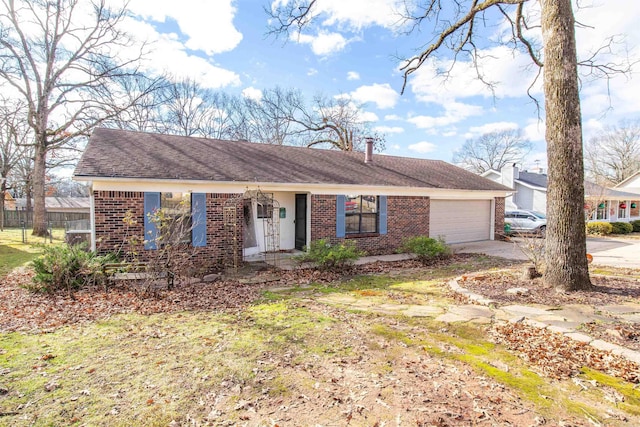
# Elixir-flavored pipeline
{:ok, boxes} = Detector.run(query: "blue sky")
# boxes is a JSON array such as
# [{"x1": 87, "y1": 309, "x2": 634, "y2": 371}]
[{"x1": 117, "y1": 0, "x2": 640, "y2": 170}]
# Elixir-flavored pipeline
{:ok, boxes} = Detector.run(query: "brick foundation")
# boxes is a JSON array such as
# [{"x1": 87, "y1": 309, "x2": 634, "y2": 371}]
[{"x1": 310, "y1": 195, "x2": 431, "y2": 255}]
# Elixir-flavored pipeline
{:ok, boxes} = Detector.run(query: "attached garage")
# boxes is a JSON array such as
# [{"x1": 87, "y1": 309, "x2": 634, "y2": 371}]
[{"x1": 429, "y1": 199, "x2": 492, "y2": 243}]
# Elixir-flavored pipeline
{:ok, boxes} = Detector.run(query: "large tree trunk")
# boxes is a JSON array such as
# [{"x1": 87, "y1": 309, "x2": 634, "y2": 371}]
[
  {"x1": 541, "y1": 0, "x2": 592, "y2": 291},
  {"x1": 31, "y1": 144, "x2": 48, "y2": 236}
]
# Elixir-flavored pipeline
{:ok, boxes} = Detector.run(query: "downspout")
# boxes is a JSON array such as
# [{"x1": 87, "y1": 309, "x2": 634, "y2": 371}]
[{"x1": 89, "y1": 183, "x2": 96, "y2": 252}]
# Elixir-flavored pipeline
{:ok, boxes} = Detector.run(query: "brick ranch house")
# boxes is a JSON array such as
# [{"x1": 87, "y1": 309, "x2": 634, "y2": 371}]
[{"x1": 73, "y1": 128, "x2": 511, "y2": 270}]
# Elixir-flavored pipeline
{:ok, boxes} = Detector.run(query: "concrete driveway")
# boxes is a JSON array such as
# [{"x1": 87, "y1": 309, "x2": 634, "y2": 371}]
[{"x1": 450, "y1": 236, "x2": 640, "y2": 269}]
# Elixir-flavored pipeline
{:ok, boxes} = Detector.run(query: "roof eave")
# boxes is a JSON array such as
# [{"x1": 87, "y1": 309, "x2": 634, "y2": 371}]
[
  {"x1": 514, "y1": 179, "x2": 547, "y2": 191},
  {"x1": 77, "y1": 175, "x2": 511, "y2": 197}
]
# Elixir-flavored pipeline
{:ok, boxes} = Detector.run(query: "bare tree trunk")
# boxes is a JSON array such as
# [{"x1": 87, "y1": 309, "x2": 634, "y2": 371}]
[
  {"x1": 0, "y1": 182, "x2": 5, "y2": 232},
  {"x1": 32, "y1": 144, "x2": 47, "y2": 236},
  {"x1": 541, "y1": 0, "x2": 592, "y2": 291}
]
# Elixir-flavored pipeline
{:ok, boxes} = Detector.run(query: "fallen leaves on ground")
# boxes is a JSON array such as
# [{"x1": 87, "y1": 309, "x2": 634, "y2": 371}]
[
  {"x1": 491, "y1": 322, "x2": 640, "y2": 383},
  {"x1": 460, "y1": 270, "x2": 640, "y2": 351},
  {"x1": 461, "y1": 271, "x2": 640, "y2": 307},
  {"x1": 0, "y1": 256, "x2": 477, "y2": 333},
  {"x1": 0, "y1": 267, "x2": 264, "y2": 332}
]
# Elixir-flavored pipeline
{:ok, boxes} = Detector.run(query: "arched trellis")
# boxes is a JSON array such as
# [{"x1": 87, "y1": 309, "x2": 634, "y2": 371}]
[{"x1": 223, "y1": 189, "x2": 281, "y2": 273}]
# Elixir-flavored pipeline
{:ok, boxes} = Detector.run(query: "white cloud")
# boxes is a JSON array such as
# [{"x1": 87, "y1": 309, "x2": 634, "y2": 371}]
[
  {"x1": 391, "y1": 144, "x2": 401, "y2": 150},
  {"x1": 119, "y1": 13, "x2": 240, "y2": 89},
  {"x1": 384, "y1": 114, "x2": 402, "y2": 121},
  {"x1": 296, "y1": 31, "x2": 348, "y2": 56},
  {"x1": 347, "y1": 71, "x2": 360, "y2": 80},
  {"x1": 408, "y1": 102, "x2": 484, "y2": 130},
  {"x1": 373, "y1": 126, "x2": 404, "y2": 134},
  {"x1": 128, "y1": 0, "x2": 243, "y2": 55},
  {"x1": 359, "y1": 111, "x2": 379, "y2": 122},
  {"x1": 307, "y1": 68, "x2": 318, "y2": 76},
  {"x1": 278, "y1": 0, "x2": 402, "y2": 31},
  {"x1": 405, "y1": 0, "x2": 640, "y2": 133},
  {"x1": 523, "y1": 119, "x2": 545, "y2": 142},
  {"x1": 573, "y1": 1, "x2": 640, "y2": 71},
  {"x1": 349, "y1": 83, "x2": 399, "y2": 109},
  {"x1": 408, "y1": 141, "x2": 437, "y2": 154},
  {"x1": 465, "y1": 121, "x2": 519, "y2": 139},
  {"x1": 242, "y1": 87, "x2": 263, "y2": 101},
  {"x1": 408, "y1": 46, "x2": 542, "y2": 106},
  {"x1": 408, "y1": 115, "x2": 455, "y2": 129}
]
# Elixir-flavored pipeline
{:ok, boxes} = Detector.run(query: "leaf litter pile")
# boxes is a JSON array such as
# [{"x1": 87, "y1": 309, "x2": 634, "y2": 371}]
[
  {"x1": 0, "y1": 257, "x2": 460, "y2": 333},
  {"x1": 459, "y1": 270, "x2": 640, "y2": 352},
  {"x1": 2, "y1": 257, "x2": 640, "y2": 425},
  {"x1": 491, "y1": 322, "x2": 640, "y2": 383}
]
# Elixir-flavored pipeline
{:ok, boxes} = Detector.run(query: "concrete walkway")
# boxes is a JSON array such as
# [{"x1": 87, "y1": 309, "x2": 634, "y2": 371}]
[
  {"x1": 449, "y1": 278, "x2": 640, "y2": 364},
  {"x1": 317, "y1": 276, "x2": 640, "y2": 365},
  {"x1": 450, "y1": 236, "x2": 640, "y2": 268}
]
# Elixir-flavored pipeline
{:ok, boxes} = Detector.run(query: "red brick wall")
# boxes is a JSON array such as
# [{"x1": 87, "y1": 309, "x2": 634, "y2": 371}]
[
  {"x1": 310, "y1": 195, "x2": 431, "y2": 255},
  {"x1": 631, "y1": 201, "x2": 639, "y2": 218},
  {"x1": 94, "y1": 191, "x2": 145, "y2": 255},
  {"x1": 494, "y1": 197, "x2": 506, "y2": 240},
  {"x1": 94, "y1": 191, "x2": 242, "y2": 271},
  {"x1": 95, "y1": 191, "x2": 504, "y2": 268}
]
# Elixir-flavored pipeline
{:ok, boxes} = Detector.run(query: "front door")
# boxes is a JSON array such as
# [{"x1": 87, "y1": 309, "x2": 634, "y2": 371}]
[{"x1": 295, "y1": 194, "x2": 307, "y2": 250}]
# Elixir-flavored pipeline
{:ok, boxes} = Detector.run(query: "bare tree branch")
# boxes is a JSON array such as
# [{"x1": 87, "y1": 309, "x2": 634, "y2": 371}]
[
  {"x1": 0, "y1": 0, "x2": 152, "y2": 235},
  {"x1": 452, "y1": 129, "x2": 532, "y2": 173}
]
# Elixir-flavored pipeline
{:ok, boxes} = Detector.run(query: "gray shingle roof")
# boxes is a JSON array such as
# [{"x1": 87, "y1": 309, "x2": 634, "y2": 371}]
[
  {"x1": 584, "y1": 182, "x2": 640, "y2": 199},
  {"x1": 517, "y1": 171, "x2": 640, "y2": 198},
  {"x1": 15, "y1": 197, "x2": 90, "y2": 210},
  {"x1": 517, "y1": 171, "x2": 548, "y2": 188},
  {"x1": 74, "y1": 128, "x2": 511, "y2": 192}
]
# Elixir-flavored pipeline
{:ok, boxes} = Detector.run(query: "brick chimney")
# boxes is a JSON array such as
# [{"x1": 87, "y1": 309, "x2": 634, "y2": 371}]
[{"x1": 365, "y1": 137, "x2": 374, "y2": 164}]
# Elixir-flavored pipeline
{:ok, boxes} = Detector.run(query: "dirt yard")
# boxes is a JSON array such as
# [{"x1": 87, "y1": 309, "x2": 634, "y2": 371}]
[{"x1": 1, "y1": 255, "x2": 639, "y2": 426}]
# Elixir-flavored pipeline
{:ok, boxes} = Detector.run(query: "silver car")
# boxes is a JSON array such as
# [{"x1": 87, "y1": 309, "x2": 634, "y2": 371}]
[{"x1": 505, "y1": 210, "x2": 547, "y2": 235}]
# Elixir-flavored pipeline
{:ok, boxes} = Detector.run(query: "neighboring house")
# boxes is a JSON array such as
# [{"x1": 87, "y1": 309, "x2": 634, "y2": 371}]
[
  {"x1": 73, "y1": 128, "x2": 512, "y2": 269},
  {"x1": 14, "y1": 197, "x2": 91, "y2": 214},
  {"x1": 3, "y1": 192, "x2": 16, "y2": 210},
  {"x1": 4, "y1": 196, "x2": 91, "y2": 228},
  {"x1": 616, "y1": 171, "x2": 640, "y2": 194},
  {"x1": 482, "y1": 165, "x2": 547, "y2": 212},
  {"x1": 483, "y1": 164, "x2": 640, "y2": 222}
]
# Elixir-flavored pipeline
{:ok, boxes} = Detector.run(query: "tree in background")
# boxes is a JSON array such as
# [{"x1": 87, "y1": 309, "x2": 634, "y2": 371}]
[
  {"x1": 268, "y1": 0, "x2": 632, "y2": 292},
  {"x1": 104, "y1": 80, "x2": 384, "y2": 152},
  {"x1": 0, "y1": 0, "x2": 157, "y2": 236},
  {"x1": 239, "y1": 86, "x2": 302, "y2": 145},
  {"x1": 158, "y1": 77, "x2": 217, "y2": 138},
  {"x1": 297, "y1": 94, "x2": 384, "y2": 151},
  {"x1": 255, "y1": 91, "x2": 385, "y2": 151},
  {"x1": 452, "y1": 130, "x2": 532, "y2": 174},
  {"x1": 585, "y1": 120, "x2": 640, "y2": 186},
  {"x1": 102, "y1": 74, "x2": 168, "y2": 134},
  {"x1": 0, "y1": 99, "x2": 30, "y2": 230}
]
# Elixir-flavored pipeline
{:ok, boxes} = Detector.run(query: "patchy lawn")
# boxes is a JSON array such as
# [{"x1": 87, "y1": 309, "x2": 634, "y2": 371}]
[
  {"x1": 0, "y1": 228, "x2": 65, "y2": 277},
  {"x1": 1, "y1": 255, "x2": 639, "y2": 426}
]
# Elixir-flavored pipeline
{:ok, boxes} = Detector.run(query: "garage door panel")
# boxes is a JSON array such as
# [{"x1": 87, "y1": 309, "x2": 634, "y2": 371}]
[{"x1": 430, "y1": 200, "x2": 491, "y2": 243}]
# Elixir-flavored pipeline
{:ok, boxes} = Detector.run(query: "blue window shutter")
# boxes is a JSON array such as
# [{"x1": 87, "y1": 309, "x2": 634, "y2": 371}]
[
  {"x1": 379, "y1": 195, "x2": 387, "y2": 235},
  {"x1": 191, "y1": 193, "x2": 207, "y2": 247},
  {"x1": 144, "y1": 192, "x2": 160, "y2": 250},
  {"x1": 336, "y1": 195, "x2": 346, "y2": 238}
]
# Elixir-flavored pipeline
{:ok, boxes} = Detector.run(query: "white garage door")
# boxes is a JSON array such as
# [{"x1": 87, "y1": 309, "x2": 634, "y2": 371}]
[{"x1": 430, "y1": 200, "x2": 492, "y2": 243}]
